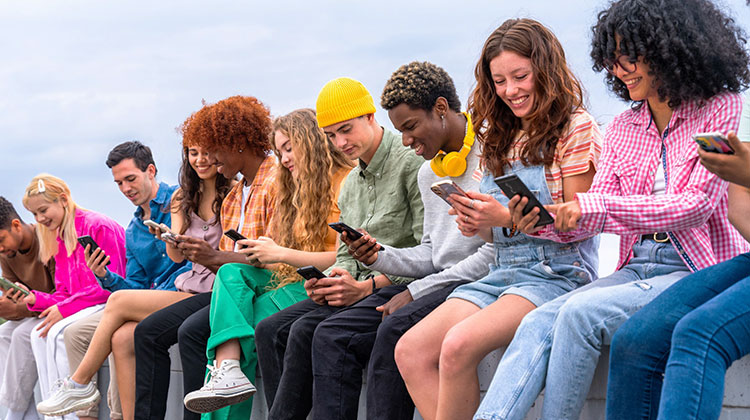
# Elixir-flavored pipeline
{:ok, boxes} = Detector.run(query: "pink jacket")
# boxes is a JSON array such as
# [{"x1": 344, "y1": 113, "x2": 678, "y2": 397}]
[{"x1": 29, "y1": 209, "x2": 126, "y2": 317}]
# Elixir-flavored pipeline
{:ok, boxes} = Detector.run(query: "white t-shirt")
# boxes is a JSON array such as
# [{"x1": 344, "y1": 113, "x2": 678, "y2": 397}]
[
  {"x1": 235, "y1": 181, "x2": 252, "y2": 252},
  {"x1": 739, "y1": 91, "x2": 749, "y2": 143}
]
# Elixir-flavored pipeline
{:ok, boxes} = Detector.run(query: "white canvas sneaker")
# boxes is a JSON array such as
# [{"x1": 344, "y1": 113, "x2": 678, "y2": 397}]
[
  {"x1": 184, "y1": 359, "x2": 257, "y2": 413},
  {"x1": 37, "y1": 377, "x2": 100, "y2": 416}
]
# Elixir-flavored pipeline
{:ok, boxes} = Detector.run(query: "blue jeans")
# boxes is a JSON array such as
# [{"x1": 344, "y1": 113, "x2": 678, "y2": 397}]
[
  {"x1": 474, "y1": 240, "x2": 689, "y2": 420},
  {"x1": 606, "y1": 252, "x2": 750, "y2": 420}
]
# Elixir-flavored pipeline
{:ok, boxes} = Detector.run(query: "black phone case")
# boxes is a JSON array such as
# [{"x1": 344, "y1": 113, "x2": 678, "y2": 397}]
[
  {"x1": 77, "y1": 235, "x2": 111, "y2": 265},
  {"x1": 328, "y1": 223, "x2": 364, "y2": 241},
  {"x1": 224, "y1": 229, "x2": 247, "y2": 242},
  {"x1": 296, "y1": 265, "x2": 326, "y2": 280},
  {"x1": 494, "y1": 174, "x2": 555, "y2": 227}
]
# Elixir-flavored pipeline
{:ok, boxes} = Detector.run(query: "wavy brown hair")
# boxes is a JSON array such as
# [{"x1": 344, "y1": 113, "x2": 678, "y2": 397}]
[
  {"x1": 469, "y1": 18, "x2": 585, "y2": 175},
  {"x1": 269, "y1": 109, "x2": 354, "y2": 288}
]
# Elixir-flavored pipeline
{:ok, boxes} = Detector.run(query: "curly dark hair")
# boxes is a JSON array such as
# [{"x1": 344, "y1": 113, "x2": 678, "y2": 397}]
[
  {"x1": 172, "y1": 146, "x2": 232, "y2": 234},
  {"x1": 180, "y1": 96, "x2": 272, "y2": 157},
  {"x1": 469, "y1": 18, "x2": 585, "y2": 175},
  {"x1": 591, "y1": 0, "x2": 750, "y2": 108},
  {"x1": 0, "y1": 196, "x2": 22, "y2": 230},
  {"x1": 380, "y1": 61, "x2": 461, "y2": 112}
]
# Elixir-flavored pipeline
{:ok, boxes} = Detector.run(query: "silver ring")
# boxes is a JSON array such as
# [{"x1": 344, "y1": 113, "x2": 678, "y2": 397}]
[
  {"x1": 464, "y1": 215, "x2": 469, "y2": 222},
  {"x1": 469, "y1": 199, "x2": 475, "y2": 209},
  {"x1": 310, "y1": 289, "x2": 315, "y2": 296}
]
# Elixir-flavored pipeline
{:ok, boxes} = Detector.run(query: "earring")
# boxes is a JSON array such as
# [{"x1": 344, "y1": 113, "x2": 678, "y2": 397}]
[
  {"x1": 441, "y1": 114, "x2": 446, "y2": 129},
  {"x1": 238, "y1": 149, "x2": 243, "y2": 153}
]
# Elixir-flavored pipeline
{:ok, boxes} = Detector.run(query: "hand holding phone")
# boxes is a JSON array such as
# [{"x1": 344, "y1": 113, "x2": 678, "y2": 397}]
[
  {"x1": 494, "y1": 174, "x2": 554, "y2": 228},
  {"x1": 0, "y1": 277, "x2": 30, "y2": 297},
  {"x1": 161, "y1": 232, "x2": 183, "y2": 245},
  {"x1": 694, "y1": 132, "x2": 734, "y2": 154},
  {"x1": 296, "y1": 265, "x2": 326, "y2": 281},
  {"x1": 77, "y1": 235, "x2": 111, "y2": 266},
  {"x1": 328, "y1": 222, "x2": 364, "y2": 242},
  {"x1": 430, "y1": 180, "x2": 468, "y2": 205}
]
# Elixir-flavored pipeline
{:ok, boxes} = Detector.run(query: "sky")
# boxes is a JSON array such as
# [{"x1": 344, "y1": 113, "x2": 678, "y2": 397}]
[{"x1": 2, "y1": 0, "x2": 749, "y2": 276}]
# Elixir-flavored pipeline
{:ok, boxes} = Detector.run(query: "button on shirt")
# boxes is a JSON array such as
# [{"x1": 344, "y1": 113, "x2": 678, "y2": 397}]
[
  {"x1": 332, "y1": 128, "x2": 424, "y2": 284},
  {"x1": 99, "y1": 182, "x2": 189, "y2": 291}
]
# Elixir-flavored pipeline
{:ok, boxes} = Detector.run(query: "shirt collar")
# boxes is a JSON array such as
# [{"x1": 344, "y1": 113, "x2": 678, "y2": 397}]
[
  {"x1": 358, "y1": 128, "x2": 394, "y2": 179},
  {"x1": 633, "y1": 99, "x2": 697, "y2": 129},
  {"x1": 134, "y1": 182, "x2": 171, "y2": 218}
]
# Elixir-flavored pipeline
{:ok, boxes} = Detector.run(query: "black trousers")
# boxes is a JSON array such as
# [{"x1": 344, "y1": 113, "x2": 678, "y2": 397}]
[
  {"x1": 255, "y1": 282, "x2": 468, "y2": 420},
  {"x1": 133, "y1": 292, "x2": 212, "y2": 420}
]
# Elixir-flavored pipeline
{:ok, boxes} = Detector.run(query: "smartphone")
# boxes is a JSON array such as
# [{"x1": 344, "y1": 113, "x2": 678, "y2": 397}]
[
  {"x1": 430, "y1": 180, "x2": 468, "y2": 205},
  {"x1": 77, "y1": 235, "x2": 111, "y2": 265},
  {"x1": 161, "y1": 232, "x2": 182, "y2": 245},
  {"x1": 143, "y1": 219, "x2": 166, "y2": 231},
  {"x1": 296, "y1": 265, "x2": 326, "y2": 281},
  {"x1": 494, "y1": 174, "x2": 555, "y2": 227},
  {"x1": 223, "y1": 229, "x2": 247, "y2": 242},
  {"x1": 0, "y1": 276, "x2": 30, "y2": 296},
  {"x1": 328, "y1": 222, "x2": 364, "y2": 242},
  {"x1": 693, "y1": 132, "x2": 734, "y2": 154}
]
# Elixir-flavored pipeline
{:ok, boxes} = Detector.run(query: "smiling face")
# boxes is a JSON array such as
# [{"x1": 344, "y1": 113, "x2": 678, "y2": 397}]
[
  {"x1": 210, "y1": 146, "x2": 246, "y2": 180},
  {"x1": 388, "y1": 103, "x2": 445, "y2": 160},
  {"x1": 111, "y1": 158, "x2": 156, "y2": 207},
  {"x1": 0, "y1": 222, "x2": 23, "y2": 258},
  {"x1": 490, "y1": 51, "x2": 537, "y2": 125},
  {"x1": 24, "y1": 195, "x2": 66, "y2": 232},
  {"x1": 322, "y1": 115, "x2": 377, "y2": 162},
  {"x1": 187, "y1": 146, "x2": 217, "y2": 180}
]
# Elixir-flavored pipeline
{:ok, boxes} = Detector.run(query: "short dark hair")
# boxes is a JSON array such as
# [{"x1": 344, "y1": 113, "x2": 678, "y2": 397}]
[
  {"x1": 106, "y1": 141, "x2": 158, "y2": 175},
  {"x1": 0, "y1": 196, "x2": 22, "y2": 230},
  {"x1": 381, "y1": 61, "x2": 461, "y2": 112}
]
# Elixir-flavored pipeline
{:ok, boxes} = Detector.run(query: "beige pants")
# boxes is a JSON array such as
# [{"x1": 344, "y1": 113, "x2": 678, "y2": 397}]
[{"x1": 63, "y1": 310, "x2": 123, "y2": 420}]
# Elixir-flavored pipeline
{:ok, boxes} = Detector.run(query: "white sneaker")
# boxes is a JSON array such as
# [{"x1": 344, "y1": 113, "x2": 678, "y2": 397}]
[
  {"x1": 37, "y1": 377, "x2": 100, "y2": 416},
  {"x1": 184, "y1": 359, "x2": 256, "y2": 413}
]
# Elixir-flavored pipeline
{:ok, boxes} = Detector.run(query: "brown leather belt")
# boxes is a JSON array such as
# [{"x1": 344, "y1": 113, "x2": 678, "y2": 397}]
[{"x1": 641, "y1": 232, "x2": 670, "y2": 243}]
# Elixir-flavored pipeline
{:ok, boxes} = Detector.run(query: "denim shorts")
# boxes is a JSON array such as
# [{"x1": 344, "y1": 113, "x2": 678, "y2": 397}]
[{"x1": 448, "y1": 244, "x2": 592, "y2": 309}]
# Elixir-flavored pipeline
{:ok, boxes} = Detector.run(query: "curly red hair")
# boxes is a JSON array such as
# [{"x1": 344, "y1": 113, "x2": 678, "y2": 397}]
[{"x1": 181, "y1": 96, "x2": 272, "y2": 156}]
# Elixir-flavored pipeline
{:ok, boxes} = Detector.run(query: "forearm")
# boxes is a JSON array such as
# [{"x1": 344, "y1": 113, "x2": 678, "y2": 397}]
[
  {"x1": 201, "y1": 250, "x2": 248, "y2": 273},
  {"x1": 368, "y1": 244, "x2": 435, "y2": 279},
  {"x1": 278, "y1": 249, "x2": 336, "y2": 271},
  {"x1": 728, "y1": 184, "x2": 750, "y2": 242},
  {"x1": 166, "y1": 243, "x2": 186, "y2": 264}
]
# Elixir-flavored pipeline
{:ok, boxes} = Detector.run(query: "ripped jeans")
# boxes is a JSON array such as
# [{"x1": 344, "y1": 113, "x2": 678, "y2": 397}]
[{"x1": 474, "y1": 239, "x2": 690, "y2": 420}]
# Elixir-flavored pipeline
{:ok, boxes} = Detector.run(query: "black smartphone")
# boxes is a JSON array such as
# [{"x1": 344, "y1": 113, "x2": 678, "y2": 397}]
[
  {"x1": 223, "y1": 229, "x2": 247, "y2": 242},
  {"x1": 296, "y1": 265, "x2": 327, "y2": 281},
  {"x1": 77, "y1": 235, "x2": 111, "y2": 265},
  {"x1": 494, "y1": 174, "x2": 555, "y2": 227},
  {"x1": 328, "y1": 222, "x2": 364, "y2": 242}
]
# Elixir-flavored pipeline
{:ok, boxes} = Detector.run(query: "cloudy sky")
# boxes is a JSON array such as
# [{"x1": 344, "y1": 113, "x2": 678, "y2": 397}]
[{"x1": 2, "y1": 0, "x2": 749, "y2": 276}]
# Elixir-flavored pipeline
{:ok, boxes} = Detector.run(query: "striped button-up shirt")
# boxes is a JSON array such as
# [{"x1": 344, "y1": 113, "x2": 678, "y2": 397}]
[
  {"x1": 538, "y1": 92, "x2": 749, "y2": 272},
  {"x1": 218, "y1": 155, "x2": 277, "y2": 252}
]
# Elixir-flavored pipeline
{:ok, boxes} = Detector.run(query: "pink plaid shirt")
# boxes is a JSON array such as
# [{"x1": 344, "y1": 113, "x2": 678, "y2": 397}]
[{"x1": 536, "y1": 92, "x2": 748, "y2": 272}]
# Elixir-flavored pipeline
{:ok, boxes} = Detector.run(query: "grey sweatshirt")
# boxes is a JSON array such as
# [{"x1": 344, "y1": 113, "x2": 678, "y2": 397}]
[{"x1": 368, "y1": 141, "x2": 494, "y2": 299}]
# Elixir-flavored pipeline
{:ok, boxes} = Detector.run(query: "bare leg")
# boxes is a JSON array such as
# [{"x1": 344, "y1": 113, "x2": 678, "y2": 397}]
[
  {"x1": 435, "y1": 294, "x2": 536, "y2": 420},
  {"x1": 112, "y1": 322, "x2": 137, "y2": 420},
  {"x1": 70, "y1": 290, "x2": 192, "y2": 384},
  {"x1": 214, "y1": 339, "x2": 241, "y2": 364},
  {"x1": 394, "y1": 299, "x2": 481, "y2": 420}
]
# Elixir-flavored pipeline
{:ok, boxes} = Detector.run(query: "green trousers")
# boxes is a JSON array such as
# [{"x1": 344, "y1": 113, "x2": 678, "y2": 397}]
[{"x1": 202, "y1": 263, "x2": 307, "y2": 420}]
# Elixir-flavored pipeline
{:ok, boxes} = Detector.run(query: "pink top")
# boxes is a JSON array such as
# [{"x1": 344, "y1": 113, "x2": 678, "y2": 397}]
[
  {"x1": 534, "y1": 92, "x2": 749, "y2": 272},
  {"x1": 29, "y1": 208, "x2": 126, "y2": 317}
]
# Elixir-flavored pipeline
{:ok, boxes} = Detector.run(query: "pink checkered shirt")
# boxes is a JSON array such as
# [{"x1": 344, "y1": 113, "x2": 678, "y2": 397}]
[{"x1": 536, "y1": 92, "x2": 749, "y2": 272}]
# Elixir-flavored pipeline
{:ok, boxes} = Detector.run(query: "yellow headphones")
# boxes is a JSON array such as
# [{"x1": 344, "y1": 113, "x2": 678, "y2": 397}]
[{"x1": 430, "y1": 112, "x2": 475, "y2": 178}]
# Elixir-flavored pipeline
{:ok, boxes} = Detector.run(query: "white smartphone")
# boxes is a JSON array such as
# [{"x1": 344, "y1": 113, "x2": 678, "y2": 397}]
[{"x1": 143, "y1": 219, "x2": 165, "y2": 231}]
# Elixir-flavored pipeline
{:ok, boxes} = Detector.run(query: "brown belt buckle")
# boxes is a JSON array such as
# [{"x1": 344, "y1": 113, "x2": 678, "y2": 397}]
[{"x1": 653, "y1": 232, "x2": 669, "y2": 243}]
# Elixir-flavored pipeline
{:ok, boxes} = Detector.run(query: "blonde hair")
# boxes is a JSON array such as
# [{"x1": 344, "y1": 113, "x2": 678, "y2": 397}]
[
  {"x1": 22, "y1": 174, "x2": 82, "y2": 264},
  {"x1": 270, "y1": 109, "x2": 354, "y2": 288}
]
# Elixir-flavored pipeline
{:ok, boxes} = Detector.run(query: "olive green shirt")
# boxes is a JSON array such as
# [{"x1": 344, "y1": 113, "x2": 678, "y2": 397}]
[{"x1": 331, "y1": 128, "x2": 424, "y2": 284}]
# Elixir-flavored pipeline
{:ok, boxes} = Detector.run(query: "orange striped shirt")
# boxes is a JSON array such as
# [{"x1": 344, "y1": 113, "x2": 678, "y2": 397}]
[
  {"x1": 218, "y1": 156, "x2": 277, "y2": 251},
  {"x1": 508, "y1": 110, "x2": 602, "y2": 203}
]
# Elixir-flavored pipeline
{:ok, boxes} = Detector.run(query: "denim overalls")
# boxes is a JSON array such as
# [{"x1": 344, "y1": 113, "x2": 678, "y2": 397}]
[{"x1": 449, "y1": 161, "x2": 599, "y2": 308}]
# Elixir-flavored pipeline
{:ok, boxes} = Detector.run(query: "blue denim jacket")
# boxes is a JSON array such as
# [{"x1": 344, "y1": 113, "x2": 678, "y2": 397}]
[{"x1": 98, "y1": 182, "x2": 190, "y2": 291}]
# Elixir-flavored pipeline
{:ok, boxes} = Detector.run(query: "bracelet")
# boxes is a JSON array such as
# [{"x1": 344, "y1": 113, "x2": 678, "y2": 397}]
[
  {"x1": 502, "y1": 223, "x2": 518, "y2": 238},
  {"x1": 366, "y1": 274, "x2": 376, "y2": 293}
]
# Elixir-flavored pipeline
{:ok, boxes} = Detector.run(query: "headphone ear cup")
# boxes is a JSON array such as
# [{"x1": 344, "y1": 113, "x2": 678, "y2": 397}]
[
  {"x1": 431, "y1": 153, "x2": 448, "y2": 178},
  {"x1": 441, "y1": 152, "x2": 467, "y2": 178}
]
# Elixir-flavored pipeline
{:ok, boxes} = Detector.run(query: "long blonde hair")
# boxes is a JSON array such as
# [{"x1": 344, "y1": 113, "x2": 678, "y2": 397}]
[
  {"x1": 270, "y1": 109, "x2": 354, "y2": 288},
  {"x1": 22, "y1": 174, "x2": 82, "y2": 264}
]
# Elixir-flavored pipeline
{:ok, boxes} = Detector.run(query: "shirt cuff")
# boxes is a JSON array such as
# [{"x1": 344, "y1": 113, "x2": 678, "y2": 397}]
[{"x1": 576, "y1": 192, "x2": 607, "y2": 233}]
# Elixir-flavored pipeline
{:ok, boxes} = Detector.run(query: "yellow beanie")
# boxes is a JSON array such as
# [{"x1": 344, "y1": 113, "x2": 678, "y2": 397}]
[{"x1": 315, "y1": 77, "x2": 376, "y2": 128}]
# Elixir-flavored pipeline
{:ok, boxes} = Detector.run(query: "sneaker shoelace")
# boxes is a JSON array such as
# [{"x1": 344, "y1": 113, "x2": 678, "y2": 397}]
[
  {"x1": 202, "y1": 362, "x2": 225, "y2": 392},
  {"x1": 50, "y1": 378, "x2": 69, "y2": 394}
]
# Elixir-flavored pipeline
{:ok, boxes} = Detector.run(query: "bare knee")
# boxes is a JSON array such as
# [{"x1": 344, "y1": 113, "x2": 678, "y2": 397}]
[
  {"x1": 439, "y1": 326, "x2": 480, "y2": 376},
  {"x1": 395, "y1": 329, "x2": 434, "y2": 378},
  {"x1": 111, "y1": 325, "x2": 135, "y2": 356}
]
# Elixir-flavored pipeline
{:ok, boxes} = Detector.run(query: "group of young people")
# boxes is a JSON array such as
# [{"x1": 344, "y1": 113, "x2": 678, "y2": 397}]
[{"x1": 1, "y1": 0, "x2": 750, "y2": 420}]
